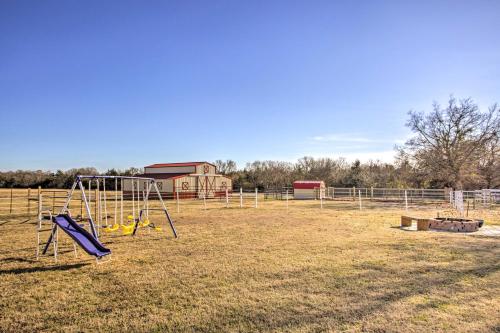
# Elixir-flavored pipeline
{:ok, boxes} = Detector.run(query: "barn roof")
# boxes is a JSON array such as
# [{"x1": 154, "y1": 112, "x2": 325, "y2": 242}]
[
  {"x1": 145, "y1": 162, "x2": 216, "y2": 168},
  {"x1": 137, "y1": 173, "x2": 190, "y2": 179},
  {"x1": 293, "y1": 180, "x2": 324, "y2": 184},
  {"x1": 293, "y1": 180, "x2": 325, "y2": 189}
]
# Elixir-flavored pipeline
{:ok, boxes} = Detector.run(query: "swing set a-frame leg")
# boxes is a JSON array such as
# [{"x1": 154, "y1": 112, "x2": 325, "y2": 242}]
[
  {"x1": 131, "y1": 180, "x2": 178, "y2": 238},
  {"x1": 42, "y1": 225, "x2": 55, "y2": 255},
  {"x1": 154, "y1": 182, "x2": 178, "y2": 238},
  {"x1": 42, "y1": 224, "x2": 58, "y2": 261},
  {"x1": 163, "y1": 208, "x2": 177, "y2": 238}
]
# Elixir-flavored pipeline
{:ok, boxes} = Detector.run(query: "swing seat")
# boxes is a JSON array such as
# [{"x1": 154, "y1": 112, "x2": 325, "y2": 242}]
[
  {"x1": 103, "y1": 224, "x2": 120, "y2": 233},
  {"x1": 139, "y1": 219, "x2": 151, "y2": 228},
  {"x1": 121, "y1": 223, "x2": 136, "y2": 235},
  {"x1": 122, "y1": 228, "x2": 134, "y2": 236},
  {"x1": 121, "y1": 226, "x2": 134, "y2": 235}
]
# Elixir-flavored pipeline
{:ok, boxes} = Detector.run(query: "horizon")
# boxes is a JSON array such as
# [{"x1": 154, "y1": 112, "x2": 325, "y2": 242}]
[
  {"x1": 0, "y1": 156, "x2": 394, "y2": 174},
  {"x1": 1, "y1": 1, "x2": 499, "y2": 171}
]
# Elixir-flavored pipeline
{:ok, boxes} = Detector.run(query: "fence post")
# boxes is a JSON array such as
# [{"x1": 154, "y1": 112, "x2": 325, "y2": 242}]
[
  {"x1": 255, "y1": 188, "x2": 258, "y2": 208},
  {"x1": 320, "y1": 189, "x2": 323, "y2": 209},
  {"x1": 9, "y1": 188, "x2": 13, "y2": 214},
  {"x1": 176, "y1": 191, "x2": 180, "y2": 213},
  {"x1": 404, "y1": 190, "x2": 408, "y2": 211},
  {"x1": 359, "y1": 190, "x2": 362, "y2": 210},
  {"x1": 203, "y1": 192, "x2": 207, "y2": 210},
  {"x1": 51, "y1": 190, "x2": 55, "y2": 213},
  {"x1": 286, "y1": 189, "x2": 289, "y2": 212},
  {"x1": 38, "y1": 186, "x2": 41, "y2": 217},
  {"x1": 370, "y1": 187, "x2": 373, "y2": 200},
  {"x1": 95, "y1": 187, "x2": 99, "y2": 223},
  {"x1": 353, "y1": 187, "x2": 356, "y2": 201},
  {"x1": 27, "y1": 188, "x2": 31, "y2": 215},
  {"x1": 225, "y1": 188, "x2": 229, "y2": 208},
  {"x1": 97, "y1": 192, "x2": 101, "y2": 235},
  {"x1": 240, "y1": 187, "x2": 243, "y2": 208}
]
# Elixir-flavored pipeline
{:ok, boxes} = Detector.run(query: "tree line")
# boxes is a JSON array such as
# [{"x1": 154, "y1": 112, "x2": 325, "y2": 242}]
[
  {"x1": 1, "y1": 97, "x2": 499, "y2": 190},
  {"x1": 217, "y1": 155, "x2": 497, "y2": 190},
  {"x1": 0, "y1": 167, "x2": 143, "y2": 189}
]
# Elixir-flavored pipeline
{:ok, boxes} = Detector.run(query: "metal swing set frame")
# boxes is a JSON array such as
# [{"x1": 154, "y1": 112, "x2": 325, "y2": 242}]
[{"x1": 39, "y1": 175, "x2": 178, "y2": 262}]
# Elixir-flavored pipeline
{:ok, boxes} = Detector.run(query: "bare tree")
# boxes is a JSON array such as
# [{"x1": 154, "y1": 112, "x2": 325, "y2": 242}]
[
  {"x1": 477, "y1": 136, "x2": 500, "y2": 188},
  {"x1": 295, "y1": 157, "x2": 348, "y2": 185},
  {"x1": 401, "y1": 97, "x2": 499, "y2": 189},
  {"x1": 214, "y1": 160, "x2": 237, "y2": 175},
  {"x1": 361, "y1": 161, "x2": 400, "y2": 188},
  {"x1": 242, "y1": 160, "x2": 293, "y2": 189}
]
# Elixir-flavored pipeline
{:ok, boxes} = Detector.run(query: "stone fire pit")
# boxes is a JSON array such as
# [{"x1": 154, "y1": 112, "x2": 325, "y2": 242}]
[{"x1": 401, "y1": 216, "x2": 484, "y2": 232}]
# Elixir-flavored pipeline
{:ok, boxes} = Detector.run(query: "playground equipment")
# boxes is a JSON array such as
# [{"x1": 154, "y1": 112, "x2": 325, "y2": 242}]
[{"x1": 37, "y1": 175, "x2": 178, "y2": 262}]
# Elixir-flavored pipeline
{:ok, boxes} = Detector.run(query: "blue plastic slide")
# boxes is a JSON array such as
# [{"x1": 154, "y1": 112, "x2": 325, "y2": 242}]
[{"x1": 52, "y1": 214, "x2": 111, "y2": 258}]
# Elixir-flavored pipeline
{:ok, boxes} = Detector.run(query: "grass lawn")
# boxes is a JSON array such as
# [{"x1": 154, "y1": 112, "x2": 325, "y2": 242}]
[{"x1": 0, "y1": 199, "x2": 499, "y2": 332}]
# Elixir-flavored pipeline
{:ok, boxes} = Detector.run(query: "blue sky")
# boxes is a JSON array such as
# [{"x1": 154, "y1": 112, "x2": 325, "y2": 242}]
[{"x1": 1, "y1": 1, "x2": 499, "y2": 171}]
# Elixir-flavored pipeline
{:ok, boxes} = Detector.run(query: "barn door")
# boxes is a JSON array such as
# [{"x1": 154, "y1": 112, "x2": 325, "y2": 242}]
[
  {"x1": 197, "y1": 176, "x2": 206, "y2": 198},
  {"x1": 207, "y1": 177, "x2": 216, "y2": 198}
]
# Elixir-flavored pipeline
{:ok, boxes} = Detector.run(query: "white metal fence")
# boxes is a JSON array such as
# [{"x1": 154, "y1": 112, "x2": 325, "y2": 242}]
[
  {"x1": 320, "y1": 187, "x2": 448, "y2": 202},
  {"x1": 0, "y1": 186, "x2": 498, "y2": 218}
]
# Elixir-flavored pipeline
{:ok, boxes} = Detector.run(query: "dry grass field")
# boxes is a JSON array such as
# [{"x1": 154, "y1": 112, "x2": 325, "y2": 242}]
[{"x1": 0, "y1": 198, "x2": 499, "y2": 332}]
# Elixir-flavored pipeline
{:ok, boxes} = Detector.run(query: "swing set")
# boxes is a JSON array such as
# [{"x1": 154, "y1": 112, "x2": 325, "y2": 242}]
[{"x1": 37, "y1": 175, "x2": 177, "y2": 262}]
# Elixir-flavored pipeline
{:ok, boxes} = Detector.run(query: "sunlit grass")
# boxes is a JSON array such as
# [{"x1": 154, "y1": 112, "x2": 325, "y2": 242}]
[{"x1": 0, "y1": 199, "x2": 499, "y2": 332}]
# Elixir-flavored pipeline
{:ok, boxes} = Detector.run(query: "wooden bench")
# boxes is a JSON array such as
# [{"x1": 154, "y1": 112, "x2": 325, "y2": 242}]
[{"x1": 401, "y1": 216, "x2": 430, "y2": 230}]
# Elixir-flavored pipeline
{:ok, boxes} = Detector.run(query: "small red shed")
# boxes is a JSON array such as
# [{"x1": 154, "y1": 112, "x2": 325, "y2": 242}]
[{"x1": 293, "y1": 180, "x2": 325, "y2": 199}]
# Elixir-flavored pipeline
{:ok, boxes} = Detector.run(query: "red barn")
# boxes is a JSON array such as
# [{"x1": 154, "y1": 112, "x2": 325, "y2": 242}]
[{"x1": 123, "y1": 162, "x2": 232, "y2": 199}]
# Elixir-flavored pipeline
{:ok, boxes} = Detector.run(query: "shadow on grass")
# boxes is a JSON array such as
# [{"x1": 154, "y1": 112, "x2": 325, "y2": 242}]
[
  {"x1": 177, "y1": 240, "x2": 499, "y2": 332},
  {"x1": 0, "y1": 257, "x2": 37, "y2": 264},
  {"x1": 3, "y1": 217, "x2": 36, "y2": 224},
  {"x1": 291, "y1": 200, "x2": 447, "y2": 212},
  {"x1": 0, "y1": 262, "x2": 89, "y2": 275}
]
